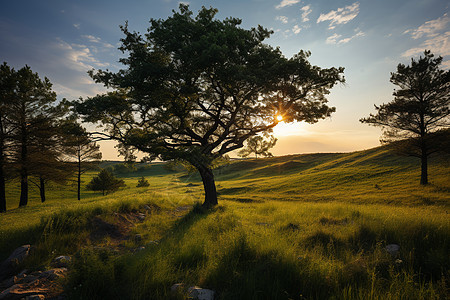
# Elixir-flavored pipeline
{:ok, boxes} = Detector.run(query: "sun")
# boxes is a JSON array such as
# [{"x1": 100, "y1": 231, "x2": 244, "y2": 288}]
[{"x1": 276, "y1": 115, "x2": 283, "y2": 122}]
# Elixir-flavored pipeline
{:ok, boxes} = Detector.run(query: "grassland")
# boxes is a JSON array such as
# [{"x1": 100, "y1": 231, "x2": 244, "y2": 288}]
[{"x1": 0, "y1": 146, "x2": 449, "y2": 299}]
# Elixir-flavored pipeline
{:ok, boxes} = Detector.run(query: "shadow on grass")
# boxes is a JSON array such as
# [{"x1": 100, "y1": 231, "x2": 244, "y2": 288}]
[{"x1": 203, "y1": 235, "x2": 330, "y2": 300}]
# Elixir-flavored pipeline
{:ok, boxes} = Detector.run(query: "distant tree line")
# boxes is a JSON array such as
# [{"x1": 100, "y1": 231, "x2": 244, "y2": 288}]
[{"x1": 0, "y1": 62, "x2": 101, "y2": 212}]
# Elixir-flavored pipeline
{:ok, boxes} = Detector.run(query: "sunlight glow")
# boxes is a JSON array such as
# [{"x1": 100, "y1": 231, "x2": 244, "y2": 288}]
[
  {"x1": 273, "y1": 121, "x2": 310, "y2": 137},
  {"x1": 276, "y1": 115, "x2": 283, "y2": 122}
]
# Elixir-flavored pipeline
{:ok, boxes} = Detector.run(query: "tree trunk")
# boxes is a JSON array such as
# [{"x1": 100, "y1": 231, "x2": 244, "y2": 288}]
[
  {"x1": 0, "y1": 164, "x2": 5, "y2": 213},
  {"x1": 420, "y1": 152, "x2": 428, "y2": 185},
  {"x1": 0, "y1": 117, "x2": 6, "y2": 212},
  {"x1": 77, "y1": 161, "x2": 81, "y2": 200},
  {"x1": 197, "y1": 165, "x2": 218, "y2": 207},
  {"x1": 39, "y1": 177, "x2": 46, "y2": 203},
  {"x1": 19, "y1": 170, "x2": 28, "y2": 207},
  {"x1": 19, "y1": 127, "x2": 28, "y2": 207}
]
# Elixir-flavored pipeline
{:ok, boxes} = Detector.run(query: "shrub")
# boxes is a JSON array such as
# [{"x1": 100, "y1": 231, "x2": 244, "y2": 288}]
[
  {"x1": 86, "y1": 169, "x2": 125, "y2": 195},
  {"x1": 136, "y1": 176, "x2": 150, "y2": 188}
]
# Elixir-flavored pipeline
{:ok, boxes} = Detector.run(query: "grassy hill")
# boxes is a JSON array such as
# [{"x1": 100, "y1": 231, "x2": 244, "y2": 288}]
[{"x1": 0, "y1": 146, "x2": 449, "y2": 299}]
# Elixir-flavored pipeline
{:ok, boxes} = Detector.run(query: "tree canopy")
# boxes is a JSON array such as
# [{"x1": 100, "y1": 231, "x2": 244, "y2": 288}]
[
  {"x1": 74, "y1": 5, "x2": 345, "y2": 206},
  {"x1": 360, "y1": 50, "x2": 449, "y2": 185}
]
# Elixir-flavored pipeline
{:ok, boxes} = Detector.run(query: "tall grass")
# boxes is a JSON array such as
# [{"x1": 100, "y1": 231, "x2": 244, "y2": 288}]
[{"x1": 0, "y1": 147, "x2": 448, "y2": 299}]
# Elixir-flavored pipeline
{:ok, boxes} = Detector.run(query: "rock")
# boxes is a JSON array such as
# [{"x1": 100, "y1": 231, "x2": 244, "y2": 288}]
[
  {"x1": 51, "y1": 256, "x2": 71, "y2": 268},
  {"x1": 170, "y1": 283, "x2": 184, "y2": 294},
  {"x1": 39, "y1": 268, "x2": 68, "y2": 281},
  {"x1": 0, "y1": 245, "x2": 30, "y2": 281},
  {"x1": 386, "y1": 244, "x2": 400, "y2": 257},
  {"x1": 188, "y1": 286, "x2": 215, "y2": 300},
  {"x1": 136, "y1": 213, "x2": 146, "y2": 221}
]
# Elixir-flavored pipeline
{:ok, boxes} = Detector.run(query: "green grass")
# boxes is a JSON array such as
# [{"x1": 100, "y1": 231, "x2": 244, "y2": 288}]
[{"x1": 0, "y1": 146, "x2": 449, "y2": 299}]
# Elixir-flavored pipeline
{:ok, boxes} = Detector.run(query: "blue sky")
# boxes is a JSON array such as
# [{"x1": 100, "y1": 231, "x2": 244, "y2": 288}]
[{"x1": 1, "y1": 0, "x2": 449, "y2": 159}]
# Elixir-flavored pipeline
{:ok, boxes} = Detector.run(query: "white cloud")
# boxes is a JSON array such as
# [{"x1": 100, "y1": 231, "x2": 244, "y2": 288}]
[
  {"x1": 317, "y1": 2, "x2": 360, "y2": 29},
  {"x1": 292, "y1": 25, "x2": 302, "y2": 34},
  {"x1": 73, "y1": 24, "x2": 80, "y2": 29},
  {"x1": 338, "y1": 31, "x2": 365, "y2": 44},
  {"x1": 326, "y1": 31, "x2": 364, "y2": 44},
  {"x1": 55, "y1": 38, "x2": 109, "y2": 72},
  {"x1": 402, "y1": 14, "x2": 450, "y2": 63},
  {"x1": 408, "y1": 13, "x2": 449, "y2": 39},
  {"x1": 402, "y1": 31, "x2": 450, "y2": 57},
  {"x1": 301, "y1": 5, "x2": 312, "y2": 22},
  {"x1": 276, "y1": 16, "x2": 289, "y2": 24},
  {"x1": 82, "y1": 34, "x2": 115, "y2": 49},
  {"x1": 326, "y1": 33, "x2": 341, "y2": 44},
  {"x1": 275, "y1": 0, "x2": 301, "y2": 9}
]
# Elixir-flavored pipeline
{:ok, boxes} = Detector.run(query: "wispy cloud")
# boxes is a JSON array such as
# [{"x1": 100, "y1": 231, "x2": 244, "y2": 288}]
[
  {"x1": 292, "y1": 25, "x2": 302, "y2": 34},
  {"x1": 326, "y1": 30, "x2": 364, "y2": 44},
  {"x1": 402, "y1": 14, "x2": 450, "y2": 63},
  {"x1": 55, "y1": 38, "x2": 110, "y2": 72},
  {"x1": 405, "y1": 13, "x2": 449, "y2": 39},
  {"x1": 73, "y1": 23, "x2": 80, "y2": 29},
  {"x1": 276, "y1": 16, "x2": 289, "y2": 24},
  {"x1": 326, "y1": 33, "x2": 342, "y2": 44},
  {"x1": 301, "y1": 5, "x2": 312, "y2": 22},
  {"x1": 82, "y1": 34, "x2": 115, "y2": 49},
  {"x1": 402, "y1": 31, "x2": 450, "y2": 57},
  {"x1": 317, "y1": 2, "x2": 360, "y2": 29},
  {"x1": 275, "y1": 0, "x2": 301, "y2": 9}
]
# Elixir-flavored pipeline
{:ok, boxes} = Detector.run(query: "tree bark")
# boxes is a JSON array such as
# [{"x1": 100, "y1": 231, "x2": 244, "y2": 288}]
[
  {"x1": 19, "y1": 125, "x2": 28, "y2": 207},
  {"x1": 39, "y1": 177, "x2": 46, "y2": 203},
  {"x1": 0, "y1": 117, "x2": 6, "y2": 212},
  {"x1": 420, "y1": 151, "x2": 428, "y2": 185},
  {"x1": 197, "y1": 165, "x2": 218, "y2": 207},
  {"x1": 19, "y1": 170, "x2": 28, "y2": 207},
  {"x1": 77, "y1": 159, "x2": 81, "y2": 200},
  {"x1": 0, "y1": 164, "x2": 5, "y2": 212}
]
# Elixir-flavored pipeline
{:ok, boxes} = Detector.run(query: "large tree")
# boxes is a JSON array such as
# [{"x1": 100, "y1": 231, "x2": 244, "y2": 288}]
[
  {"x1": 0, "y1": 63, "x2": 15, "y2": 212},
  {"x1": 7, "y1": 65, "x2": 59, "y2": 207},
  {"x1": 28, "y1": 119, "x2": 75, "y2": 203},
  {"x1": 361, "y1": 51, "x2": 450, "y2": 185},
  {"x1": 74, "y1": 5, "x2": 344, "y2": 206}
]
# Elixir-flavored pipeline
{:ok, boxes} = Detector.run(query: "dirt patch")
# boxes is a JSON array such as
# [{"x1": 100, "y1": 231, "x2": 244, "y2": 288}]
[{"x1": 89, "y1": 211, "x2": 149, "y2": 244}]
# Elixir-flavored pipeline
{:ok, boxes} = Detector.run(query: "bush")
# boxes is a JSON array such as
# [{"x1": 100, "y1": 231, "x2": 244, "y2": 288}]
[
  {"x1": 86, "y1": 169, "x2": 125, "y2": 195},
  {"x1": 136, "y1": 176, "x2": 150, "y2": 188}
]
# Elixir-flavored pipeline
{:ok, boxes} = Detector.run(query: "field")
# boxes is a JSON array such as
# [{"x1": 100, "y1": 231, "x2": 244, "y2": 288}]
[{"x1": 0, "y1": 146, "x2": 449, "y2": 299}]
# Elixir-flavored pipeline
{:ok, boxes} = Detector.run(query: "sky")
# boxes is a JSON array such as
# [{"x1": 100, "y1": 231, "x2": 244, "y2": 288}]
[{"x1": 1, "y1": 0, "x2": 449, "y2": 160}]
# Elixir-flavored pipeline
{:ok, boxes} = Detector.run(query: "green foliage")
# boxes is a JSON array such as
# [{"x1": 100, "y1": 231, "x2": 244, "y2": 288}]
[
  {"x1": 86, "y1": 169, "x2": 125, "y2": 195},
  {"x1": 111, "y1": 162, "x2": 137, "y2": 175},
  {"x1": 73, "y1": 4, "x2": 344, "y2": 206},
  {"x1": 0, "y1": 62, "x2": 70, "y2": 208},
  {"x1": 136, "y1": 176, "x2": 150, "y2": 187}
]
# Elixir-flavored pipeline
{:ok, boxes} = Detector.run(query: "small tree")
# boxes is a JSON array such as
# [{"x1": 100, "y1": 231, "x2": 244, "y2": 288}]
[
  {"x1": 238, "y1": 134, "x2": 277, "y2": 159},
  {"x1": 136, "y1": 176, "x2": 150, "y2": 187},
  {"x1": 86, "y1": 169, "x2": 125, "y2": 195},
  {"x1": 74, "y1": 5, "x2": 344, "y2": 206},
  {"x1": 360, "y1": 50, "x2": 449, "y2": 185},
  {"x1": 62, "y1": 121, "x2": 102, "y2": 200}
]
